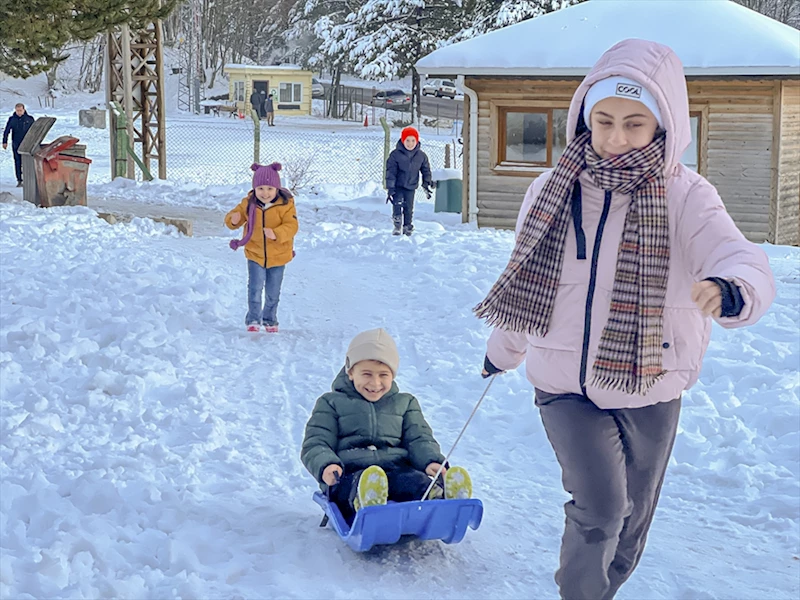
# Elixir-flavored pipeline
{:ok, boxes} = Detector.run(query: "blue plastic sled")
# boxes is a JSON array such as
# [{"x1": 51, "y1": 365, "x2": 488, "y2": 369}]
[{"x1": 313, "y1": 492, "x2": 483, "y2": 552}]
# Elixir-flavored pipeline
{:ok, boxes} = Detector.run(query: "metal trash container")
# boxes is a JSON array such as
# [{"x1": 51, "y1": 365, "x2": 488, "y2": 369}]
[
  {"x1": 432, "y1": 170, "x2": 463, "y2": 213},
  {"x1": 33, "y1": 136, "x2": 92, "y2": 207}
]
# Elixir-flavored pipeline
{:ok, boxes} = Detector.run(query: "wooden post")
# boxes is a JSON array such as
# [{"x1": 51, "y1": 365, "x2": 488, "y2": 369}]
[
  {"x1": 120, "y1": 24, "x2": 135, "y2": 179},
  {"x1": 251, "y1": 109, "x2": 261, "y2": 164},
  {"x1": 155, "y1": 19, "x2": 167, "y2": 180},
  {"x1": 380, "y1": 116, "x2": 390, "y2": 189},
  {"x1": 111, "y1": 102, "x2": 129, "y2": 179}
]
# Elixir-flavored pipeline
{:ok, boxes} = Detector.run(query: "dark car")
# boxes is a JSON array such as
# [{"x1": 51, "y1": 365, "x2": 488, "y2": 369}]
[{"x1": 371, "y1": 89, "x2": 411, "y2": 111}]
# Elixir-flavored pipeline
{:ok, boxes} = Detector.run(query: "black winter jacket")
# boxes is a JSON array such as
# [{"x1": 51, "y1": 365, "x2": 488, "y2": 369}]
[
  {"x1": 386, "y1": 140, "x2": 432, "y2": 194},
  {"x1": 3, "y1": 112, "x2": 34, "y2": 146}
]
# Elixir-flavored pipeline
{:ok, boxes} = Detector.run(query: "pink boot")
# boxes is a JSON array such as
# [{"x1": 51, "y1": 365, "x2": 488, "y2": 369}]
[{"x1": 247, "y1": 324, "x2": 261, "y2": 332}]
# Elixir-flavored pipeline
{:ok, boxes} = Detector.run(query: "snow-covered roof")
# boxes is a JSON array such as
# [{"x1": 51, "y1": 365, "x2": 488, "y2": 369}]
[
  {"x1": 416, "y1": 0, "x2": 800, "y2": 77},
  {"x1": 224, "y1": 64, "x2": 310, "y2": 72}
]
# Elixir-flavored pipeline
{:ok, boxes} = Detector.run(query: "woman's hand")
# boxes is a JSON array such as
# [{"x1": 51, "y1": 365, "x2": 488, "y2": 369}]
[
  {"x1": 691, "y1": 281, "x2": 723, "y2": 317},
  {"x1": 426, "y1": 462, "x2": 446, "y2": 478},
  {"x1": 230, "y1": 212, "x2": 241, "y2": 226},
  {"x1": 264, "y1": 227, "x2": 277, "y2": 240},
  {"x1": 482, "y1": 355, "x2": 505, "y2": 379},
  {"x1": 322, "y1": 464, "x2": 343, "y2": 486}
]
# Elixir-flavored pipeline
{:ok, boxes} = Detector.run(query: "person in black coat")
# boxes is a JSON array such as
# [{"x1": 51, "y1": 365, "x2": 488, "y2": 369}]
[
  {"x1": 3, "y1": 103, "x2": 35, "y2": 187},
  {"x1": 249, "y1": 90, "x2": 263, "y2": 118},
  {"x1": 385, "y1": 126, "x2": 432, "y2": 236}
]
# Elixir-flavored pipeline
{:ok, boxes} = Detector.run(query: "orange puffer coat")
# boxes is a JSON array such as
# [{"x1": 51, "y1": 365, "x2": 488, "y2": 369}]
[{"x1": 225, "y1": 190, "x2": 298, "y2": 268}]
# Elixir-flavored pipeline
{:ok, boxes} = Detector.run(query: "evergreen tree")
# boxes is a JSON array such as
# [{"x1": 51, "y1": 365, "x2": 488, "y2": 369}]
[
  {"x1": 452, "y1": 0, "x2": 584, "y2": 41},
  {"x1": 0, "y1": 0, "x2": 178, "y2": 78}
]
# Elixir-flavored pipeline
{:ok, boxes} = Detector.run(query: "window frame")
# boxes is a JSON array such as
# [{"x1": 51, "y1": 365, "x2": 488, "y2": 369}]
[
  {"x1": 233, "y1": 81, "x2": 245, "y2": 102},
  {"x1": 279, "y1": 81, "x2": 302, "y2": 104},
  {"x1": 496, "y1": 104, "x2": 569, "y2": 170},
  {"x1": 493, "y1": 102, "x2": 572, "y2": 175},
  {"x1": 492, "y1": 101, "x2": 708, "y2": 177},
  {"x1": 686, "y1": 105, "x2": 708, "y2": 177}
]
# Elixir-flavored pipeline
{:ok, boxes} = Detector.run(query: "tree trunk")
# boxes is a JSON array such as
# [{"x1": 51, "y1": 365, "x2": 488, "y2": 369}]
[
  {"x1": 46, "y1": 63, "x2": 59, "y2": 92},
  {"x1": 412, "y1": 67, "x2": 421, "y2": 124},
  {"x1": 329, "y1": 65, "x2": 342, "y2": 118},
  {"x1": 414, "y1": 6, "x2": 422, "y2": 123}
]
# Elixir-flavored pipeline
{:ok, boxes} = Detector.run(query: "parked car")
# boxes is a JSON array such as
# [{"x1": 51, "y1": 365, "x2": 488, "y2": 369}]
[
  {"x1": 311, "y1": 77, "x2": 325, "y2": 98},
  {"x1": 371, "y1": 89, "x2": 412, "y2": 111},
  {"x1": 422, "y1": 79, "x2": 457, "y2": 99}
]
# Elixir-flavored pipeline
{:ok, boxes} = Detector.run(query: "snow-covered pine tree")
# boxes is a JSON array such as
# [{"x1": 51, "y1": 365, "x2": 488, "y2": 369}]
[
  {"x1": 0, "y1": 0, "x2": 178, "y2": 78},
  {"x1": 288, "y1": 0, "x2": 365, "y2": 117},
  {"x1": 339, "y1": 0, "x2": 462, "y2": 120},
  {"x1": 451, "y1": 0, "x2": 584, "y2": 42}
]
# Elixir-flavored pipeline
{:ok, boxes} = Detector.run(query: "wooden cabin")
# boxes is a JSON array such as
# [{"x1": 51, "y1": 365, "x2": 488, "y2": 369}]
[
  {"x1": 416, "y1": 0, "x2": 800, "y2": 245},
  {"x1": 224, "y1": 64, "x2": 313, "y2": 116}
]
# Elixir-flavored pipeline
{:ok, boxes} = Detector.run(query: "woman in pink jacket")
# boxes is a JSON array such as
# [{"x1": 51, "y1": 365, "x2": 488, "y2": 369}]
[{"x1": 476, "y1": 39, "x2": 775, "y2": 599}]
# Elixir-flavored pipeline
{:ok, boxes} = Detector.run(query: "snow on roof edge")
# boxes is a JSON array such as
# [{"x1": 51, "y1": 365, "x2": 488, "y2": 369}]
[{"x1": 417, "y1": 66, "x2": 800, "y2": 77}]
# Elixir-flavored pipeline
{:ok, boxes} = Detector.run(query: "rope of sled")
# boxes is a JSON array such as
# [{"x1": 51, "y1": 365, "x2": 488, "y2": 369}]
[{"x1": 421, "y1": 374, "x2": 497, "y2": 501}]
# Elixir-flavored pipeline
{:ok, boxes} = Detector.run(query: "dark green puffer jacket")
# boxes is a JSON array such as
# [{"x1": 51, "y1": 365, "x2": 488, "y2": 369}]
[{"x1": 301, "y1": 367, "x2": 445, "y2": 487}]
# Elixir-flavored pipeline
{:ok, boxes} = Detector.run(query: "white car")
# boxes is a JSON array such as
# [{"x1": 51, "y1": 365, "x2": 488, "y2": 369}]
[
  {"x1": 311, "y1": 78, "x2": 325, "y2": 98},
  {"x1": 422, "y1": 79, "x2": 457, "y2": 99}
]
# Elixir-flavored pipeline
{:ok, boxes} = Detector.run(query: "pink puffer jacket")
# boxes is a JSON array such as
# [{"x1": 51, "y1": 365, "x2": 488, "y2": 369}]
[{"x1": 486, "y1": 39, "x2": 776, "y2": 410}]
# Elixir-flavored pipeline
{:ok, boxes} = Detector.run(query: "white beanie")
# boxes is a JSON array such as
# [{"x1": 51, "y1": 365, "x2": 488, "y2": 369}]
[
  {"x1": 582, "y1": 76, "x2": 663, "y2": 129},
  {"x1": 345, "y1": 328, "x2": 400, "y2": 375}
]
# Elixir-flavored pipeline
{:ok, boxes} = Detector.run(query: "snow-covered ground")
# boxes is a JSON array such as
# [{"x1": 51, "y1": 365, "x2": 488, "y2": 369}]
[{"x1": 1, "y1": 175, "x2": 798, "y2": 598}]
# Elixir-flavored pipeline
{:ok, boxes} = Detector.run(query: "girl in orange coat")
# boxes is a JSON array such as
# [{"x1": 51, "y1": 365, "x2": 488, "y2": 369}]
[{"x1": 225, "y1": 162, "x2": 298, "y2": 332}]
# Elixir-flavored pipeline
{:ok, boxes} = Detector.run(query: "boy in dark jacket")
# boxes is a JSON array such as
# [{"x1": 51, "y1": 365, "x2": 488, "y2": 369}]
[
  {"x1": 3, "y1": 103, "x2": 34, "y2": 187},
  {"x1": 301, "y1": 328, "x2": 472, "y2": 522},
  {"x1": 385, "y1": 126, "x2": 432, "y2": 236}
]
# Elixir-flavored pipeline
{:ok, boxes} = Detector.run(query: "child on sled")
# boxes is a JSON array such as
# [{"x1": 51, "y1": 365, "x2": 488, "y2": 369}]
[{"x1": 301, "y1": 328, "x2": 472, "y2": 522}]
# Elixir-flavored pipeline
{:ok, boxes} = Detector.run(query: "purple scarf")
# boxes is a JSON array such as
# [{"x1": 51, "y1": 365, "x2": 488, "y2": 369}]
[{"x1": 229, "y1": 195, "x2": 259, "y2": 250}]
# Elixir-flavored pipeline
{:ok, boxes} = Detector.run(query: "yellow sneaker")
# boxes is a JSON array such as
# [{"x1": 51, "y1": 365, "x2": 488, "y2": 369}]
[
  {"x1": 444, "y1": 466, "x2": 473, "y2": 500},
  {"x1": 353, "y1": 465, "x2": 389, "y2": 512}
]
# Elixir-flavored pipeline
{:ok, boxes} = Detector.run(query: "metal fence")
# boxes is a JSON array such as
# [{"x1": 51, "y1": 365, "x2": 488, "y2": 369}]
[
  {"x1": 320, "y1": 85, "x2": 465, "y2": 137},
  {"x1": 161, "y1": 112, "x2": 462, "y2": 194}
]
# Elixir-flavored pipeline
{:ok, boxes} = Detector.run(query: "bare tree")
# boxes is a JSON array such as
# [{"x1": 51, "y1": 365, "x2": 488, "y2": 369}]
[{"x1": 734, "y1": 0, "x2": 800, "y2": 27}]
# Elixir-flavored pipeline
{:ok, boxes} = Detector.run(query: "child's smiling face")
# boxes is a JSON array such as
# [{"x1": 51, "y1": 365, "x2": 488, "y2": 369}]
[
  {"x1": 255, "y1": 185, "x2": 277, "y2": 203},
  {"x1": 403, "y1": 136, "x2": 418, "y2": 151},
  {"x1": 348, "y1": 360, "x2": 394, "y2": 402}
]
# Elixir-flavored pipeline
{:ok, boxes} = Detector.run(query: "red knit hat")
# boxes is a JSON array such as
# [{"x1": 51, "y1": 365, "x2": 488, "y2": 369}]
[{"x1": 400, "y1": 126, "x2": 419, "y2": 143}]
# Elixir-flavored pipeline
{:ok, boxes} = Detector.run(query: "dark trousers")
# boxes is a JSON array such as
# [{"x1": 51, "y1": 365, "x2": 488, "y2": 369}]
[
  {"x1": 330, "y1": 464, "x2": 437, "y2": 523},
  {"x1": 391, "y1": 187, "x2": 415, "y2": 230},
  {"x1": 535, "y1": 390, "x2": 681, "y2": 600},
  {"x1": 12, "y1": 143, "x2": 22, "y2": 182}
]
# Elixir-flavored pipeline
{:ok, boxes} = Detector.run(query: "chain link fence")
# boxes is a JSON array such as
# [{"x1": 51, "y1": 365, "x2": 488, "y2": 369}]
[{"x1": 163, "y1": 113, "x2": 462, "y2": 196}]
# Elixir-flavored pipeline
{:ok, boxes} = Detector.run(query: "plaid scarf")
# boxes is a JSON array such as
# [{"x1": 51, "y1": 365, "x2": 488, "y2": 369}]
[{"x1": 474, "y1": 131, "x2": 670, "y2": 395}]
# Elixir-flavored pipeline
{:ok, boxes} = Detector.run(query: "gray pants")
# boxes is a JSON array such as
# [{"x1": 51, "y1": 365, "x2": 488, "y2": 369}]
[{"x1": 536, "y1": 390, "x2": 681, "y2": 600}]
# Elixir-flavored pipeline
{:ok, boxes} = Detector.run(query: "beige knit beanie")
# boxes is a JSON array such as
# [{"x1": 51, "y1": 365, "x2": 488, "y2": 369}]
[{"x1": 345, "y1": 328, "x2": 400, "y2": 375}]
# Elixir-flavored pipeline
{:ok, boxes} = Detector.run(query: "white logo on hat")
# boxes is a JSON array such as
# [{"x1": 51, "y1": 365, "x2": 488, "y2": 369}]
[{"x1": 615, "y1": 83, "x2": 642, "y2": 99}]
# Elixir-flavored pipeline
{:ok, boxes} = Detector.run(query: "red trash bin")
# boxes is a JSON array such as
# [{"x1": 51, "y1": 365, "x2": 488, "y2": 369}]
[{"x1": 33, "y1": 136, "x2": 92, "y2": 207}]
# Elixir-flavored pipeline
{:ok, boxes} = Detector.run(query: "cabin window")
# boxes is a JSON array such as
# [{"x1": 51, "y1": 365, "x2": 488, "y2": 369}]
[
  {"x1": 499, "y1": 108, "x2": 569, "y2": 167},
  {"x1": 280, "y1": 82, "x2": 302, "y2": 103},
  {"x1": 681, "y1": 112, "x2": 702, "y2": 172},
  {"x1": 233, "y1": 81, "x2": 245, "y2": 102}
]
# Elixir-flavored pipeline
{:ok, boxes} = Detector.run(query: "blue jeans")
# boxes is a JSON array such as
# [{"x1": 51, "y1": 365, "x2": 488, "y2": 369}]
[{"x1": 246, "y1": 260, "x2": 285, "y2": 326}]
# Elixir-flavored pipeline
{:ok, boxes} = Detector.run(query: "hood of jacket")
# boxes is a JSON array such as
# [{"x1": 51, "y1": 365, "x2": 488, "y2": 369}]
[{"x1": 566, "y1": 38, "x2": 691, "y2": 176}]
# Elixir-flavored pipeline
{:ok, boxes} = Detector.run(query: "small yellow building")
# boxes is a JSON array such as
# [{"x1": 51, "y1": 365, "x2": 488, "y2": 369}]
[
  {"x1": 417, "y1": 0, "x2": 800, "y2": 246},
  {"x1": 224, "y1": 64, "x2": 313, "y2": 116}
]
